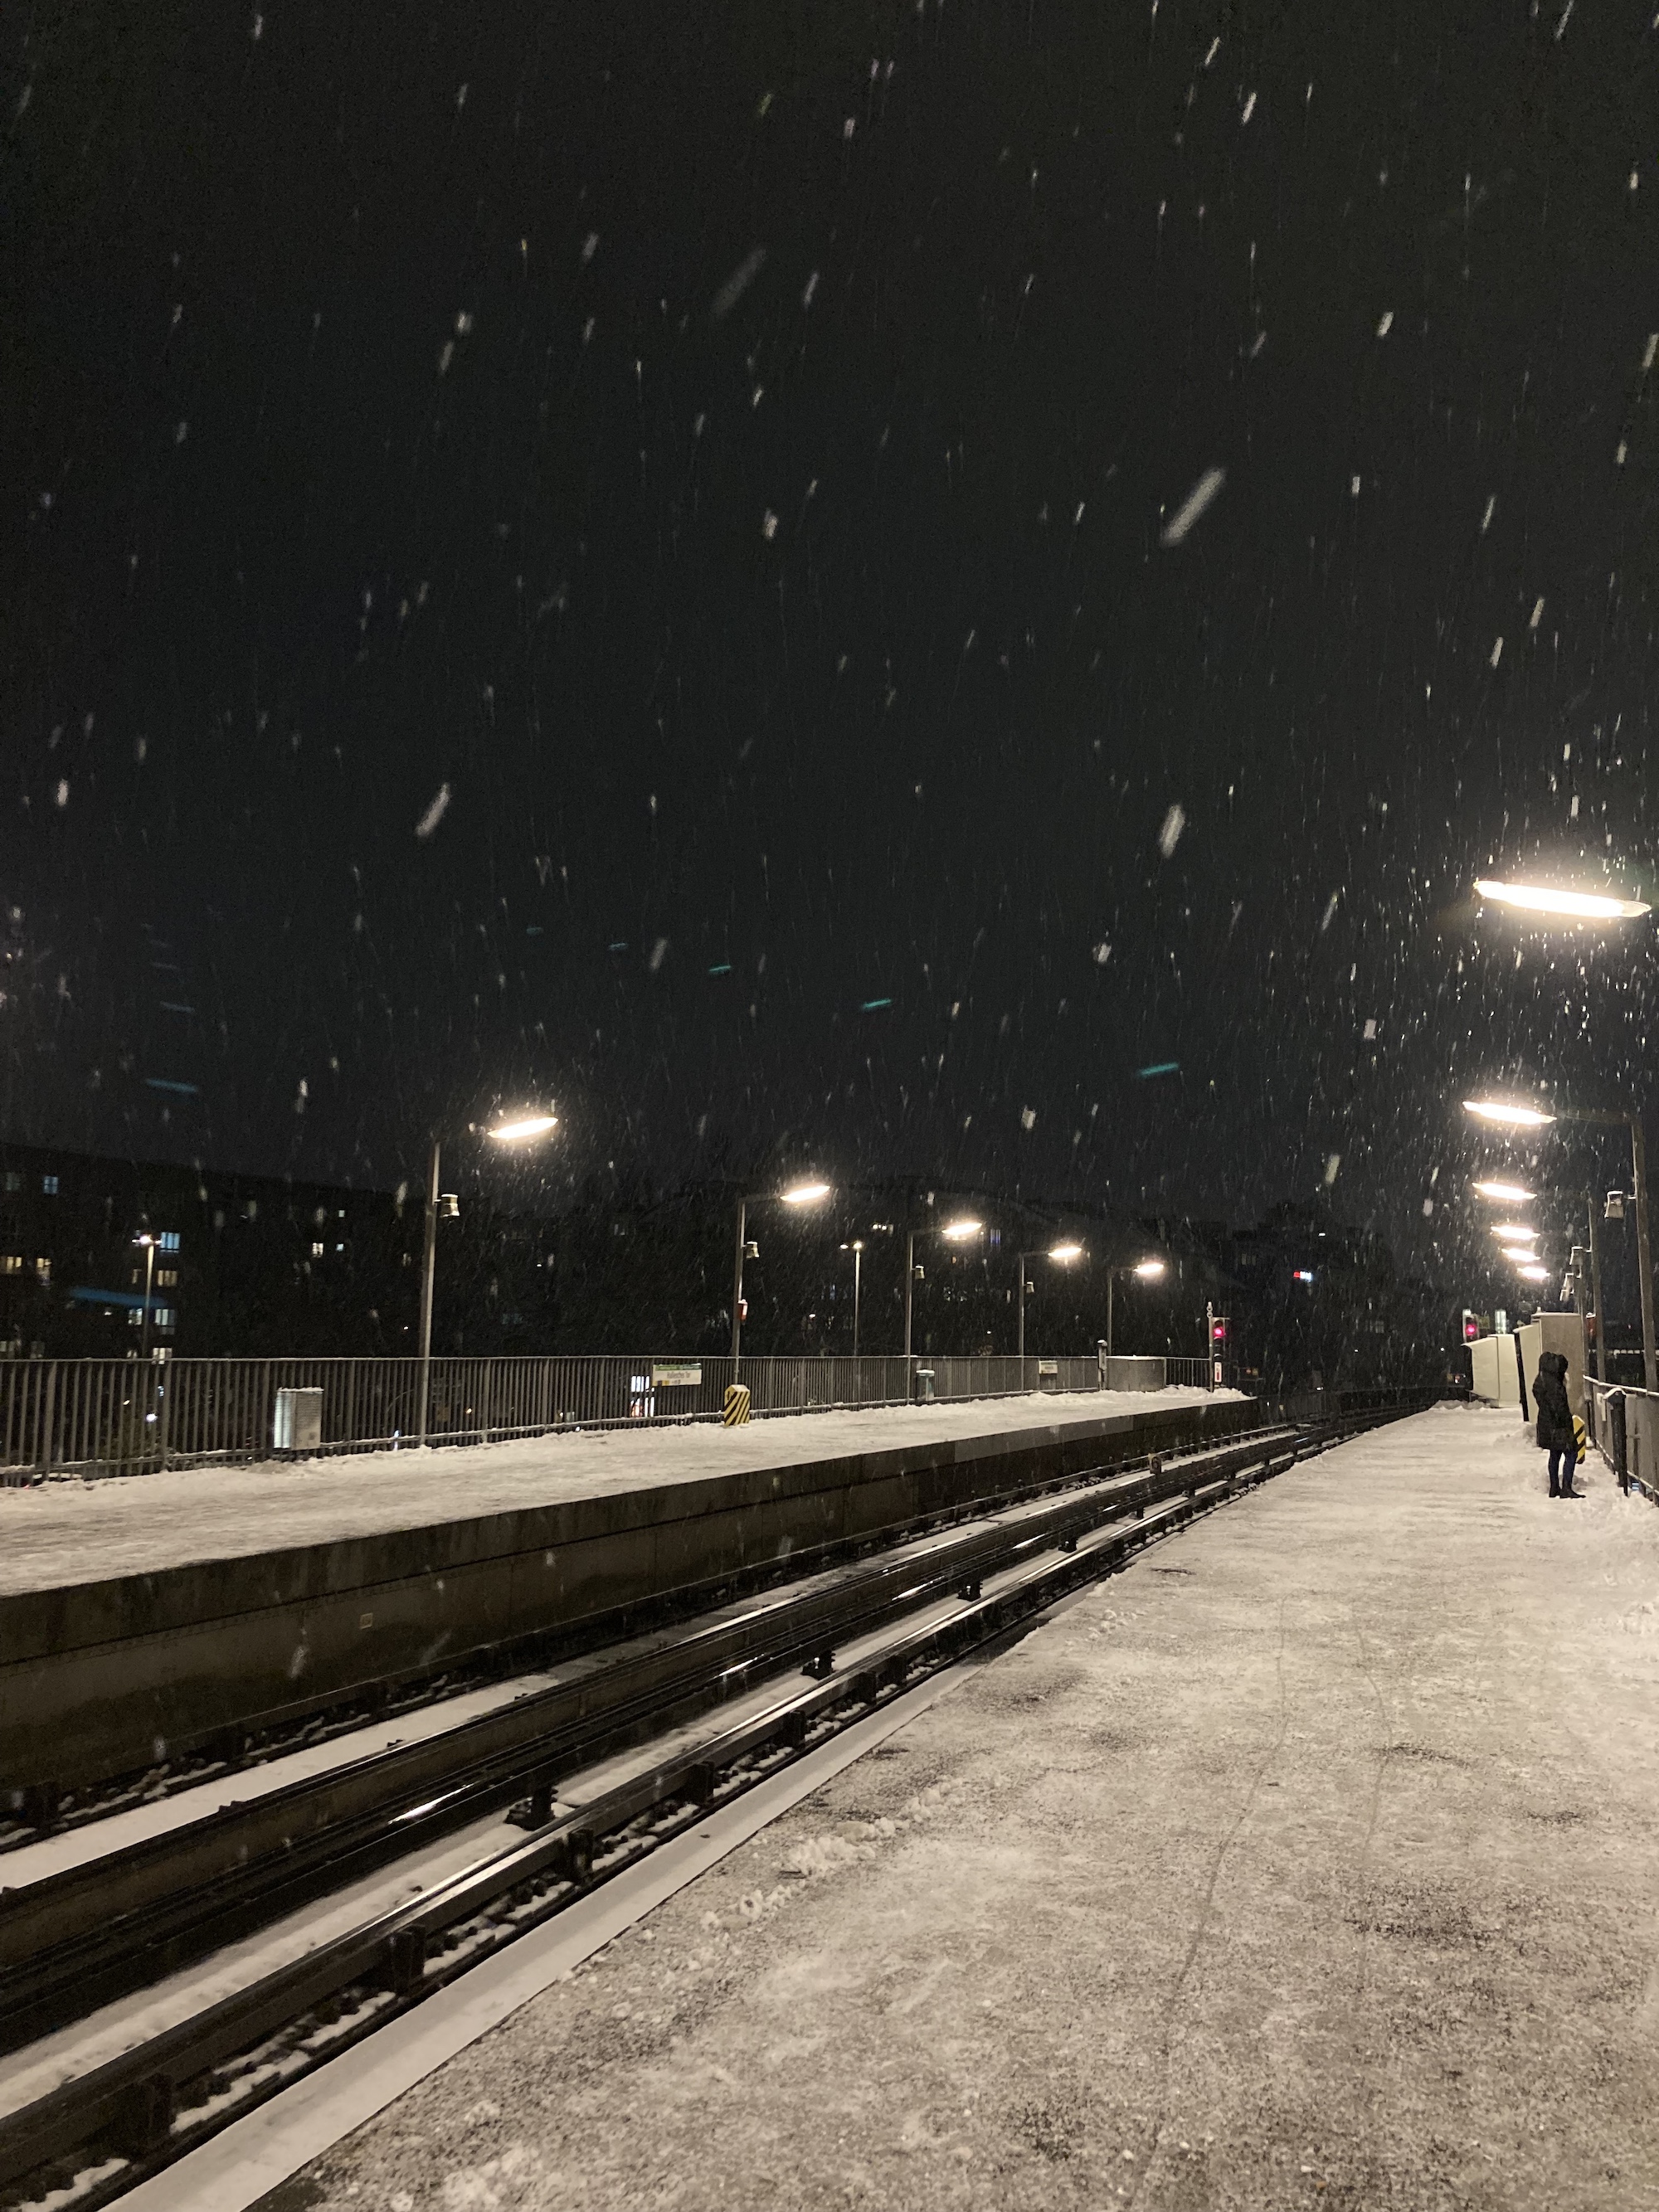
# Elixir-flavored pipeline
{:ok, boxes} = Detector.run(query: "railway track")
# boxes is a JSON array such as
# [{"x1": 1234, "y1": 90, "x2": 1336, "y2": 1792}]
[{"x1": 0, "y1": 1402, "x2": 1416, "y2": 2212}]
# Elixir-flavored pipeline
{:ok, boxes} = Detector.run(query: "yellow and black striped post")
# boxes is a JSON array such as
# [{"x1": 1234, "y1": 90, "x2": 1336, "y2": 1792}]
[{"x1": 722, "y1": 1382, "x2": 752, "y2": 1427}]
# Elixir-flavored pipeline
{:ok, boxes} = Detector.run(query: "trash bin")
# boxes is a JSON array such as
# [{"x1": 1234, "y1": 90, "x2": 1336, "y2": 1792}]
[
  {"x1": 1606, "y1": 1390, "x2": 1628, "y2": 1492},
  {"x1": 273, "y1": 1386, "x2": 324, "y2": 1452},
  {"x1": 914, "y1": 1366, "x2": 936, "y2": 1403}
]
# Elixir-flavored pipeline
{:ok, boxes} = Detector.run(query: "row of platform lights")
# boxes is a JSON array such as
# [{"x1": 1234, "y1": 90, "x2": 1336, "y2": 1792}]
[
  {"x1": 416, "y1": 1127, "x2": 1172, "y2": 1440},
  {"x1": 1461, "y1": 873, "x2": 1657, "y2": 1391},
  {"x1": 731, "y1": 1187, "x2": 1165, "y2": 1365}
]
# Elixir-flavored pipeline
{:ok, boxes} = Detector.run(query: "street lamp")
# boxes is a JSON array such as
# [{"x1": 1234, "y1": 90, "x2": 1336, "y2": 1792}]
[
  {"x1": 1016, "y1": 1242, "x2": 1083, "y2": 1358},
  {"x1": 839, "y1": 1239, "x2": 865, "y2": 1359},
  {"x1": 1105, "y1": 1257, "x2": 1166, "y2": 1360},
  {"x1": 1475, "y1": 878, "x2": 1652, "y2": 921},
  {"x1": 731, "y1": 1179, "x2": 832, "y2": 1372},
  {"x1": 133, "y1": 1233, "x2": 157, "y2": 1360},
  {"x1": 1489, "y1": 1223, "x2": 1536, "y2": 1242},
  {"x1": 1472, "y1": 1180, "x2": 1534, "y2": 1203},
  {"x1": 1462, "y1": 1096, "x2": 1656, "y2": 1389},
  {"x1": 903, "y1": 1218, "x2": 982, "y2": 1362},
  {"x1": 1463, "y1": 1099, "x2": 1555, "y2": 1128},
  {"x1": 417, "y1": 1110, "x2": 560, "y2": 1444}
]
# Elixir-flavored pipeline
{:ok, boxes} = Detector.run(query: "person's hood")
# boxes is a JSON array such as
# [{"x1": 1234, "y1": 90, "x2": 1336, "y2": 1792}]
[{"x1": 1539, "y1": 1352, "x2": 1569, "y2": 1379}]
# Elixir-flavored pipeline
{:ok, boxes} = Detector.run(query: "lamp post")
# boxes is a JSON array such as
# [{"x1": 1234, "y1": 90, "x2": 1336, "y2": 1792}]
[
  {"x1": 903, "y1": 1217, "x2": 983, "y2": 1364},
  {"x1": 1105, "y1": 1257, "x2": 1166, "y2": 1360},
  {"x1": 839, "y1": 1239, "x2": 865, "y2": 1359},
  {"x1": 1588, "y1": 1191, "x2": 1607, "y2": 1386},
  {"x1": 1016, "y1": 1242, "x2": 1083, "y2": 1358},
  {"x1": 1463, "y1": 1097, "x2": 1656, "y2": 1390},
  {"x1": 417, "y1": 1111, "x2": 559, "y2": 1446},
  {"x1": 731, "y1": 1179, "x2": 831, "y2": 1373},
  {"x1": 134, "y1": 1233, "x2": 157, "y2": 1360}
]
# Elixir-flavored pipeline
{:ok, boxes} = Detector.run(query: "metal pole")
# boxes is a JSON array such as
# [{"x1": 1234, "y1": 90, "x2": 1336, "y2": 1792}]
[
  {"x1": 1570, "y1": 1243, "x2": 1589, "y2": 1403},
  {"x1": 36, "y1": 1359, "x2": 56, "y2": 1479},
  {"x1": 140, "y1": 1240, "x2": 155, "y2": 1362},
  {"x1": 1107, "y1": 1271, "x2": 1115, "y2": 1361},
  {"x1": 1630, "y1": 1113, "x2": 1657, "y2": 1393},
  {"x1": 730, "y1": 1194, "x2": 747, "y2": 1373},
  {"x1": 417, "y1": 1139, "x2": 439, "y2": 1447},
  {"x1": 1018, "y1": 1253, "x2": 1028, "y2": 1359},
  {"x1": 852, "y1": 1243, "x2": 861, "y2": 1361},
  {"x1": 903, "y1": 1230, "x2": 915, "y2": 1362},
  {"x1": 1587, "y1": 1189, "x2": 1607, "y2": 1387}
]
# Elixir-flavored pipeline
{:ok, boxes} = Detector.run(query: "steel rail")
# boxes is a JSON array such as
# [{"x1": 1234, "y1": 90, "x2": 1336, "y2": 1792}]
[
  {"x1": 0, "y1": 1405, "x2": 1414, "y2": 2208},
  {"x1": 6, "y1": 1405, "x2": 1281, "y2": 1843},
  {"x1": 0, "y1": 1426, "x2": 1297, "y2": 2049}
]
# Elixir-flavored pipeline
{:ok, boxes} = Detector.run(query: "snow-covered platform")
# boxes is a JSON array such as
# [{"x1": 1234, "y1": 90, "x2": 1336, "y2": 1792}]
[
  {"x1": 270, "y1": 1403, "x2": 1659, "y2": 2212},
  {"x1": 0, "y1": 1388, "x2": 1252, "y2": 1795}
]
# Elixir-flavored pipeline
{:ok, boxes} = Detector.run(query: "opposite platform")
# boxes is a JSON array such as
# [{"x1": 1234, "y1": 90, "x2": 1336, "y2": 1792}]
[{"x1": 0, "y1": 1388, "x2": 1252, "y2": 1796}]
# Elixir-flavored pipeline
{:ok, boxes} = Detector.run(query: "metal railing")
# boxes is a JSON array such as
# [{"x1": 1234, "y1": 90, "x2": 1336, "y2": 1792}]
[
  {"x1": 1588, "y1": 1378, "x2": 1659, "y2": 1502},
  {"x1": 0, "y1": 1349, "x2": 1232, "y2": 1482}
]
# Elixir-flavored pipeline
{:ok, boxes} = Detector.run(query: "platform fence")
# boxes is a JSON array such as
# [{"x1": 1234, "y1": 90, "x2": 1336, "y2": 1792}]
[
  {"x1": 1587, "y1": 1378, "x2": 1659, "y2": 1504},
  {"x1": 0, "y1": 1349, "x2": 1239, "y2": 1481}
]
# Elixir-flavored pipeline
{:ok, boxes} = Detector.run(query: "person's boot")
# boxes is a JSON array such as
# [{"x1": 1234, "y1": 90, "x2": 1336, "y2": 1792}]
[{"x1": 1549, "y1": 1478, "x2": 1560, "y2": 1497}]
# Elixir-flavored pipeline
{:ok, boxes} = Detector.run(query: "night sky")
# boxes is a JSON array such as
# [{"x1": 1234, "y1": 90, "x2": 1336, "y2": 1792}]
[{"x1": 9, "y1": 0, "x2": 1658, "y2": 1310}]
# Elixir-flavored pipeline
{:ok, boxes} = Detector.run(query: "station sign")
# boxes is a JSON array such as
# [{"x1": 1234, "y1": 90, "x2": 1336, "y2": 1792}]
[{"x1": 651, "y1": 1363, "x2": 703, "y2": 1388}]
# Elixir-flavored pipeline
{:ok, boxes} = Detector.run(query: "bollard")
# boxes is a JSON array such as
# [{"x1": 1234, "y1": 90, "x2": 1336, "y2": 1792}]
[{"x1": 1607, "y1": 1390, "x2": 1628, "y2": 1493}]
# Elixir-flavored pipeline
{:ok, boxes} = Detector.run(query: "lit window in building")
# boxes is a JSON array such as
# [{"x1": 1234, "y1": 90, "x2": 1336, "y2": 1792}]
[
  {"x1": 154, "y1": 1306, "x2": 176, "y2": 1331},
  {"x1": 311, "y1": 1241, "x2": 325, "y2": 1257},
  {"x1": 41, "y1": 1175, "x2": 58, "y2": 1195},
  {"x1": 159, "y1": 1231, "x2": 181, "y2": 1252},
  {"x1": 0, "y1": 1255, "x2": 20, "y2": 1274},
  {"x1": 35, "y1": 1258, "x2": 50, "y2": 1285},
  {"x1": 156, "y1": 1268, "x2": 178, "y2": 1287}
]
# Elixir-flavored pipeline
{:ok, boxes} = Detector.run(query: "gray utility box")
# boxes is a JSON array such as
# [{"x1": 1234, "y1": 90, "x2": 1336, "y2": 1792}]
[{"x1": 273, "y1": 1386, "x2": 324, "y2": 1452}]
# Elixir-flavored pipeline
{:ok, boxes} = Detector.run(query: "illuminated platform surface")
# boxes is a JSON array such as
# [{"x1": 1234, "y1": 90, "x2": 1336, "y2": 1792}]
[{"x1": 272, "y1": 1403, "x2": 1659, "y2": 2212}]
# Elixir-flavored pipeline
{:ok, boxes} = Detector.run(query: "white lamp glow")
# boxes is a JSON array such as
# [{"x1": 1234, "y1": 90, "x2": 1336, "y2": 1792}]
[{"x1": 1476, "y1": 878, "x2": 1650, "y2": 921}]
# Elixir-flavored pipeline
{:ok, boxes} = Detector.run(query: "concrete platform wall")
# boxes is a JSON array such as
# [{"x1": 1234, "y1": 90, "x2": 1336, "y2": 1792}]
[{"x1": 0, "y1": 1397, "x2": 1258, "y2": 1797}]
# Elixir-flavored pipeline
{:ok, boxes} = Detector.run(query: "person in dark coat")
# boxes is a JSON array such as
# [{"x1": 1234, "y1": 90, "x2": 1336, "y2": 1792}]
[{"x1": 1533, "y1": 1351, "x2": 1579, "y2": 1497}]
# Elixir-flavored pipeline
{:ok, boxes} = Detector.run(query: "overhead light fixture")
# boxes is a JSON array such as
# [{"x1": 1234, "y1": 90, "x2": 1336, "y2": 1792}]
[
  {"x1": 780, "y1": 1180, "x2": 832, "y2": 1205},
  {"x1": 1472, "y1": 1179, "x2": 1534, "y2": 1203},
  {"x1": 487, "y1": 1114, "x2": 558, "y2": 1142},
  {"x1": 1501, "y1": 1244, "x2": 1540, "y2": 1262},
  {"x1": 1516, "y1": 1263, "x2": 1550, "y2": 1281},
  {"x1": 1476, "y1": 878, "x2": 1651, "y2": 921},
  {"x1": 1133, "y1": 1257, "x2": 1167, "y2": 1279},
  {"x1": 1048, "y1": 1242, "x2": 1084, "y2": 1262},
  {"x1": 1463, "y1": 1099, "x2": 1556, "y2": 1128},
  {"x1": 941, "y1": 1218, "x2": 982, "y2": 1241},
  {"x1": 1490, "y1": 1223, "x2": 1536, "y2": 1242}
]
